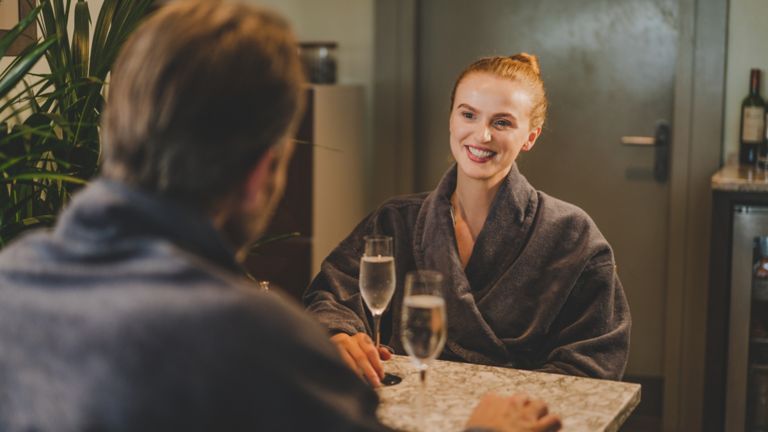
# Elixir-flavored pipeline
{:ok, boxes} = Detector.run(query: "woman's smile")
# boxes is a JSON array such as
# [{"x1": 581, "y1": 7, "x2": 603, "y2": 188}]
[{"x1": 465, "y1": 145, "x2": 497, "y2": 162}]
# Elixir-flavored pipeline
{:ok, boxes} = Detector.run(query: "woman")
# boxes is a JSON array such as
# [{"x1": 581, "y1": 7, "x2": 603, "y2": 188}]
[{"x1": 303, "y1": 54, "x2": 630, "y2": 387}]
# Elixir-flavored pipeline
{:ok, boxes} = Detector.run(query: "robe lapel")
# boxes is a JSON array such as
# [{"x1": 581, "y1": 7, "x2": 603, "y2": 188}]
[
  {"x1": 464, "y1": 164, "x2": 538, "y2": 299},
  {"x1": 412, "y1": 164, "x2": 538, "y2": 366}
]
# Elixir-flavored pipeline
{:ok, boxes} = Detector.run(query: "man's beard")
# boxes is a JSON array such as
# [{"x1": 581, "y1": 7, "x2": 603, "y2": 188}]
[
  {"x1": 220, "y1": 178, "x2": 282, "y2": 263},
  {"x1": 219, "y1": 138, "x2": 293, "y2": 263}
]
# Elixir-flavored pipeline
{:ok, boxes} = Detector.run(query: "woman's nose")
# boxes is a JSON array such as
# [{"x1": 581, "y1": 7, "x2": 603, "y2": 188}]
[{"x1": 475, "y1": 125, "x2": 491, "y2": 143}]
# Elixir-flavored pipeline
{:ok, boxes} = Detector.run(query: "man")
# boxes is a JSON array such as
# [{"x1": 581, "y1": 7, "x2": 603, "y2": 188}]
[{"x1": 0, "y1": 1, "x2": 561, "y2": 431}]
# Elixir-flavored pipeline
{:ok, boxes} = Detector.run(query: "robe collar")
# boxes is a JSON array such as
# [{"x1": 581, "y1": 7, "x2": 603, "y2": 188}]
[{"x1": 412, "y1": 163, "x2": 538, "y2": 365}]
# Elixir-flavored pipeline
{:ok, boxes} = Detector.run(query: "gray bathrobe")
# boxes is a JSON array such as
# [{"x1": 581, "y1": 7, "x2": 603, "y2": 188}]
[{"x1": 304, "y1": 164, "x2": 630, "y2": 380}]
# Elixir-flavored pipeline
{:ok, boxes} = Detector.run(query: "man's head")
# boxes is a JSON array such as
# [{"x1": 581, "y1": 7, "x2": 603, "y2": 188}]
[{"x1": 101, "y1": 0, "x2": 304, "y2": 252}]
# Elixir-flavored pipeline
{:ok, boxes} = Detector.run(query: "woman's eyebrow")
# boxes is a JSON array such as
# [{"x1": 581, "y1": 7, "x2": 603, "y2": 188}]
[
  {"x1": 493, "y1": 112, "x2": 517, "y2": 120},
  {"x1": 457, "y1": 103, "x2": 477, "y2": 112}
]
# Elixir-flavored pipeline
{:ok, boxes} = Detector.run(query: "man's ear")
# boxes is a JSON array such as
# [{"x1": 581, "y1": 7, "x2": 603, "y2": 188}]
[{"x1": 241, "y1": 147, "x2": 276, "y2": 212}]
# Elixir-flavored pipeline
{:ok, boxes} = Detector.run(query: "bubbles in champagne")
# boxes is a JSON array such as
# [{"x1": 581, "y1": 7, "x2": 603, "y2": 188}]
[
  {"x1": 402, "y1": 295, "x2": 447, "y2": 364},
  {"x1": 359, "y1": 255, "x2": 396, "y2": 315}
]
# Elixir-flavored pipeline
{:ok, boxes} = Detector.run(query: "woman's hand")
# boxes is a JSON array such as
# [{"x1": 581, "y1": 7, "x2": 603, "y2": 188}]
[
  {"x1": 465, "y1": 393, "x2": 562, "y2": 432},
  {"x1": 330, "y1": 332, "x2": 392, "y2": 387}
]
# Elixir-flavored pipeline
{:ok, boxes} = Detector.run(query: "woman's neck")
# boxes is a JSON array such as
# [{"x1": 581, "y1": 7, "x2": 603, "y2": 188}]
[{"x1": 452, "y1": 171, "x2": 504, "y2": 239}]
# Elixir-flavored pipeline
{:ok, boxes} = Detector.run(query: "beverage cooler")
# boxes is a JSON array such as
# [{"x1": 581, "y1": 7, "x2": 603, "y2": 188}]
[{"x1": 727, "y1": 205, "x2": 768, "y2": 431}]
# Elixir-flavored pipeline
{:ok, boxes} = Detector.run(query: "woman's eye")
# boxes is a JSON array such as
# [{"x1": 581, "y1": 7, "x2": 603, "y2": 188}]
[
  {"x1": 493, "y1": 119, "x2": 512, "y2": 128},
  {"x1": 461, "y1": 111, "x2": 474, "y2": 119}
]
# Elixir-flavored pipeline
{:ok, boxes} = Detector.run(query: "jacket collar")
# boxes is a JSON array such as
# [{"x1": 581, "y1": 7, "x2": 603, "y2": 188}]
[{"x1": 54, "y1": 178, "x2": 241, "y2": 273}]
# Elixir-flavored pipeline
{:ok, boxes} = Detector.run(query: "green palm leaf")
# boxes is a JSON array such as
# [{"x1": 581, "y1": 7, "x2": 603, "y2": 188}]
[
  {"x1": 1, "y1": 172, "x2": 87, "y2": 184},
  {"x1": 89, "y1": 0, "x2": 117, "y2": 74},
  {"x1": 0, "y1": 38, "x2": 57, "y2": 99},
  {"x1": 0, "y1": 0, "x2": 155, "y2": 247},
  {"x1": 71, "y1": 0, "x2": 90, "y2": 79}
]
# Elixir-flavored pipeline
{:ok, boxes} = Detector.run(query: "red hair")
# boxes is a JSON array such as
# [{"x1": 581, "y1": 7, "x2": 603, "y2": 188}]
[{"x1": 450, "y1": 53, "x2": 547, "y2": 130}]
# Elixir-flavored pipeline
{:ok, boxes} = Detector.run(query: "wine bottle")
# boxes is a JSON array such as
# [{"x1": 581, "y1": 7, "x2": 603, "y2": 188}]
[{"x1": 740, "y1": 69, "x2": 766, "y2": 165}]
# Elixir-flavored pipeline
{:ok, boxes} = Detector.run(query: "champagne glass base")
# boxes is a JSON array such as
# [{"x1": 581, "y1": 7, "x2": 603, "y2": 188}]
[{"x1": 381, "y1": 372, "x2": 402, "y2": 386}]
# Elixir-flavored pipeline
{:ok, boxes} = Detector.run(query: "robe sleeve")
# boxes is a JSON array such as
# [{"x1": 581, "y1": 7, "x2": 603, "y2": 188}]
[
  {"x1": 303, "y1": 202, "x2": 417, "y2": 338},
  {"x1": 535, "y1": 253, "x2": 631, "y2": 380},
  {"x1": 303, "y1": 213, "x2": 376, "y2": 337}
]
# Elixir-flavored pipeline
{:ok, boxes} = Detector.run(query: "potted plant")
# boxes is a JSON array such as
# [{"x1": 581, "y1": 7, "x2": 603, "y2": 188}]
[{"x1": 0, "y1": 0, "x2": 154, "y2": 247}]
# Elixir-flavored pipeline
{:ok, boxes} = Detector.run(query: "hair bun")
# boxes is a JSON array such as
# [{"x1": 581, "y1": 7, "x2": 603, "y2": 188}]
[{"x1": 510, "y1": 52, "x2": 541, "y2": 76}]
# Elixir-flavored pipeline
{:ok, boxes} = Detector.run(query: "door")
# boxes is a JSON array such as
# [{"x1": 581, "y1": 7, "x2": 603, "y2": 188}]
[{"x1": 416, "y1": 0, "x2": 677, "y2": 383}]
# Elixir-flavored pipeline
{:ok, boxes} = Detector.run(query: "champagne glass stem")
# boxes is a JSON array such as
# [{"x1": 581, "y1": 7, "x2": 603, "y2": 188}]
[
  {"x1": 373, "y1": 314, "x2": 382, "y2": 347},
  {"x1": 418, "y1": 366, "x2": 427, "y2": 432}
]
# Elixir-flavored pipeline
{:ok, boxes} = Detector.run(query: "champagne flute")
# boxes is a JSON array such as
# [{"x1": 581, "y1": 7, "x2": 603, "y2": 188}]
[
  {"x1": 401, "y1": 270, "x2": 446, "y2": 425},
  {"x1": 359, "y1": 235, "x2": 401, "y2": 385}
]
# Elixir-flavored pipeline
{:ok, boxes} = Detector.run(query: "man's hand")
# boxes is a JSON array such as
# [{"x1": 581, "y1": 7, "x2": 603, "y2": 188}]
[
  {"x1": 465, "y1": 393, "x2": 562, "y2": 432},
  {"x1": 330, "y1": 332, "x2": 392, "y2": 387}
]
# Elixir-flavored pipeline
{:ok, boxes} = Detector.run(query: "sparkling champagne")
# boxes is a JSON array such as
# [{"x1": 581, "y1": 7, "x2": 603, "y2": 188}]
[
  {"x1": 402, "y1": 295, "x2": 447, "y2": 361},
  {"x1": 359, "y1": 255, "x2": 395, "y2": 315}
]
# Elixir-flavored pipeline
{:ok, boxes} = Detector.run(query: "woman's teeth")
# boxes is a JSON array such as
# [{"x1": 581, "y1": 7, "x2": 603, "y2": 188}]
[{"x1": 467, "y1": 146, "x2": 495, "y2": 158}]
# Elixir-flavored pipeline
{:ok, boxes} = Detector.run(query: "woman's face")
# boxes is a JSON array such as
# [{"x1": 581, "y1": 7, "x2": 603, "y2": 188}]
[{"x1": 449, "y1": 72, "x2": 540, "y2": 185}]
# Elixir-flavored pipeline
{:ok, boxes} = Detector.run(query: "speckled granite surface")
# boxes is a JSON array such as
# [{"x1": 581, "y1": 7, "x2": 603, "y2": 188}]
[
  {"x1": 712, "y1": 164, "x2": 768, "y2": 192},
  {"x1": 377, "y1": 355, "x2": 640, "y2": 432}
]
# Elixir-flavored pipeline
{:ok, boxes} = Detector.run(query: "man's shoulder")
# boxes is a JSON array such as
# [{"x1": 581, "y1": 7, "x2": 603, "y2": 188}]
[
  {"x1": 0, "y1": 248, "x2": 361, "y2": 431},
  {"x1": 0, "y1": 229, "x2": 322, "y2": 348},
  {"x1": 133, "y1": 281, "x2": 329, "y2": 353},
  {"x1": 0, "y1": 232, "x2": 339, "y2": 382}
]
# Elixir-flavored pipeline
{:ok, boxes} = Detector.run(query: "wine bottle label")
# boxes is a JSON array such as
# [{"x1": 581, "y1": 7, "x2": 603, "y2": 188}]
[
  {"x1": 743, "y1": 106, "x2": 765, "y2": 142},
  {"x1": 765, "y1": 111, "x2": 768, "y2": 140}
]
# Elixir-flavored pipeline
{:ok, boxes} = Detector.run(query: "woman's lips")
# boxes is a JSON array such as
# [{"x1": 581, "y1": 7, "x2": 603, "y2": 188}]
[{"x1": 465, "y1": 145, "x2": 496, "y2": 163}]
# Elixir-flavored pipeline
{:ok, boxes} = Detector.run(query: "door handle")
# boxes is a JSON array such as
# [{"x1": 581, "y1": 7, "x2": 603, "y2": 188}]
[
  {"x1": 621, "y1": 136, "x2": 656, "y2": 146},
  {"x1": 621, "y1": 121, "x2": 671, "y2": 182}
]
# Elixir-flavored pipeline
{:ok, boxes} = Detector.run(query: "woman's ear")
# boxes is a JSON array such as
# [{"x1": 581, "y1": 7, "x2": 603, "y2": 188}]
[{"x1": 522, "y1": 127, "x2": 542, "y2": 152}]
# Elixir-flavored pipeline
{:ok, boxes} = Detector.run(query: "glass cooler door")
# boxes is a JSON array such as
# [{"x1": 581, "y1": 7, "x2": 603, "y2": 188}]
[{"x1": 729, "y1": 205, "x2": 768, "y2": 431}]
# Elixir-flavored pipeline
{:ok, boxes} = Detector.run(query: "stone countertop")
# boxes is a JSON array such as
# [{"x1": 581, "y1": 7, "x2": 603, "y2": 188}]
[
  {"x1": 377, "y1": 355, "x2": 640, "y2": 432},
  {"x1": 712, "y1": 164, "x2": 768, "y2": 192}
]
